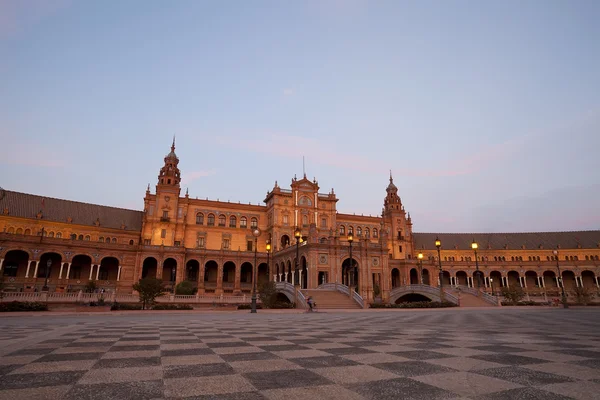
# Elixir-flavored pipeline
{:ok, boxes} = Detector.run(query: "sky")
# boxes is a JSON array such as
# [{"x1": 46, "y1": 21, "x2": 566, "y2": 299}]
[{"x1": 1, "y1": 0, "x2": 599, "y2": 233}]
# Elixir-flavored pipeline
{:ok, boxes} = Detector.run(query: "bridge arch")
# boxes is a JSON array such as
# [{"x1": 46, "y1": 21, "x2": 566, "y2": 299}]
[{"x1": 389, "y1": 285, "x2": 458, "y2": 304}]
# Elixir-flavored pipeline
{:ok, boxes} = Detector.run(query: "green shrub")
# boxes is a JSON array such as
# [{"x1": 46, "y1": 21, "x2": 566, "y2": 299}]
[
  {"x1": 369, "y1": 301, "x2": 457, "y2": 309},
  {"x1": 175, "y1": 281, "x2": 197, "y2": 295},
  {"x1": 0, "y1": 301, "x2": 49, "y2": 312},
  {"x1": 133, "y1": 278, "x2": 168, "y2": 310},
  {"x1": 237, "y1": 303, "x2": 263, "y2": 310},
  {"x1": 500, "y1": 286, "x2": 525, "y2": 305},
  {"x1": 152, "y1": 304, "x2": 193, "y2": 310},
  {"x1": 258, "y1": 281, "x2": 277, "y2": 308},
  {"x1": 111, "y1": 302, "x2": 143, "y2": 310}
]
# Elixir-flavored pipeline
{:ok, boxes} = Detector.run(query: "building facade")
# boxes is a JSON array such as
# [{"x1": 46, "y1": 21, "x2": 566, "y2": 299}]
[{"x1": 1, "y1": 141, "x2": 599, "y2": 302}]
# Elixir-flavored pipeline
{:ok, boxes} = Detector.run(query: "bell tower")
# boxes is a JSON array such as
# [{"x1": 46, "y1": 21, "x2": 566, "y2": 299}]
[
  {"x1": 382, "y1": 172, "x2": 413, "y2": 259},
  {"x1": 157, "y1": 137, "x2": 181, "y2": 191}
]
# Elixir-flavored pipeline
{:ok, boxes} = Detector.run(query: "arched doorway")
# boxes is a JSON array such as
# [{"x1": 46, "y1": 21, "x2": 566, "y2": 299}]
[
  {"x1": 240, "y1": 262, "x2": 253, "y2": 292},
  {"x1": 473, "y1": 270, "x2": 484, "y2": 289},
  {"x1": 455, "y1": 271, "x2": 468, "y2": 286},
  {"x1": 507, "y1": 271, "x2": 520, "y2": 287},
  {"x1": 341, "y1": 258, "x2": 358, "y2": 289},
  {"x1": 490, "y1": 270, "x2": 502, "y2": 292},
  {"x1": 391, "y1": 268, "x2": 400, "y2": 288},
  {"x1": 162, "y1": 258, "x2": 177, "y2": 291},
  {"x1": 99, "y1": 257, "x2": 119, "y2": 282},
  {"x1": 562, "y1": 270, "x2": 576, "y2": 291},
  {"x1": 1, "y1": 250, "x2": 29, "y2": 280},
  {"x1": 70, "y1": 254, "x2": 92, "y2": 282},
  {"x1": 204, "y1": 260, "x2": 218, "y2": 292},
  {"x1": 409, "y1": 268, "x2": 419, "y2": 285},
  {"x1": 581, "y1": 270, "x2": 596, "y2": 288},
  {"x1": 525, "y1": 270, "x2": 538, "y2": 288},
  {"x1": 223, "y1": 261, "x2": 236, "y2": 291},
  {"x1": 142, "y1": 257, "x2": 157, "y2": 279},
  {"x1": 281, "y1": 235, "x2": 290, "y2": 249},
  {"x1": 543, "y1": 270, "x2": 558, "y2": 292},
  {"x1": 186, "y1": 259, "x2": 199, "y2": 282},
  {"x1": 422, "y1": 269, "x2": 430, "y2": 285},
  {"x1": 258, "y1": 263, "x2": 269, "y2": 286},
  {"x1": 442, "y1": 271, "x2": 451, "y2": 286},
  {"x1": 301, "y1": 256, "x2": 308, "y2": 289},
  {"x1": 286, "y1": 260, "x2": 292, "y2": 283}
]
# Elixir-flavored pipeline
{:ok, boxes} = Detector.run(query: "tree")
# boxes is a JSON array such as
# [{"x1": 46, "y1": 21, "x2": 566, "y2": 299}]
[
  {"x1": 133, "y1": 278, "x2": 168, "y2": 310},
  {"x1": 175, "y1": 280, "x2": 197, "y2": 295},
  {"x1": 258, "y1": 281, "x2": 277, "y2": 309},
  {"x1": 85, "y1": 281, "x2": 97, "y2": 293},
  {"x1": 501, "y1": 286, "x2": 525, "y2": 305},
  {"x1": 573, "y1": 286, "x2": 592, "y2": 305}
]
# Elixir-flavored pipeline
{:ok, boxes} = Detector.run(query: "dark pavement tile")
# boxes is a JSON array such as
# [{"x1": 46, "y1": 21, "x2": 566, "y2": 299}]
[
  {"x1": 36, "y1": 352, "x2": 104, "y2": 362},
  {"x1": 93, "y1": 357, "x2": 161, "y2": 368},
  {"x1": 470, "y1": 345, "x2": 531, "y2": 353},
  {"x1": 5, "y1": 348, "x2": 55, "y2": 356},
  {"x1": 64, "y1": 380, "x2": 164, "y2": 400},
  {"x1": 323, "y1": 347, "x2": 378, "y2": 356},
  {"x1": 555, "y1": 349, "x2": 600, "y2": 359},
  {"x1": 188, "y1": 392, "x2": 266, "y2": 400},
  {"x1": 347, "y1": 377, "x2": 456, "y2": 400},
  {"x1": 373, "y1": 360, "x2": 456, "y2": 377},
  {"x1": 389, "y1": 351, "x2": 453, "y2": 360},
  {"x1": 0, "y1": 371, "x2": 85, "y2": 390},
  {"x1": 573, "y1": 359, "x2": 600, "y2": 369},
  {"x1": 205, "y1": 341, "x2": 248, "y2": 348},
  {"x1": 108, "y1": 345, "x2": 160, "y2": 352},
  {"x1": 243, "y1": 369, "x2": 333, "y2": 390},
  {"x1": 473, "y1": 387, "x2": 574, "y2": 400},
  {"x1": 256, "y1": 344, "x2": 306, "y2": 352},
  {"x1": 220, "y1": 351, "x2": 280, "y2": 362},
  {"x1": 474, "y1": 366, "x2": 574, "y2": 386},
  {"x1": 162, "y1": 348, "x2": 215, "y2": 357},
  {"x1": 161, "y1": 339, "x2": 200, "y2": 344},
  {"x1": 164, "y1": 363, "x2": 236, "y2": 378},
  {"x1": 471, "y1": 354, "x2": 552, "y2": 366},
  {"x1": 67, "y1": 341, "x2": 115, "y2": 348},
  {"x1": 291, "y1": 355, "x2": 360, "y2": 368}
]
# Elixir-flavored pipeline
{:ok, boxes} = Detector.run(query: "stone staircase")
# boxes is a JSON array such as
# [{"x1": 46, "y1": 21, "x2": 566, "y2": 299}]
[
  {"x1": 449, "y1": 290, "x2": 497, "y2": 307},
  {"x1": 301, "y1": 289, "x2": 362, "y2": 309}
]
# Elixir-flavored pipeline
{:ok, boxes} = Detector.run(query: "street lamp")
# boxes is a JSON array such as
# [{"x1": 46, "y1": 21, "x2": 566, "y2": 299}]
[
  {"x1": 294, "y1": 227, "x2": 301, "y2": 286},
  {"x1": 472, "y1": 239, "x2": 481, "y2": 296},
  {"x1": 553, "y1": 249, "x2": 568, "y2": 309},
  {"x1": 490, "y1": 278, "x2": 494, "y2": 296},
  {"x1": 266, "y1": 240, "x2": 271, "y2": 282},
  {"x1": 435, "y1": 237, "x2": 444, "y2": 301},
  {"x1": 43, "y1": 258, "x2": 51, "y2": 291},
  {"x1": 348, "y1": 232, "x2": 354, "y2": 288},
  {"x1": 417, "y1": 251, "x2": 424, "y2": 285},
  {"x1": 251, "y1": 228, "x2": 261, "y2": 313}
]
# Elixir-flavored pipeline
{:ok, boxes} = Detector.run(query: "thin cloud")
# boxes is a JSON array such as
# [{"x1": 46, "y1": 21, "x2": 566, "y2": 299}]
[
  {"x1": 283, "y1": 88, "x2": 295, "y2": 96},
  {"x1": 0, "y1": 141, "x2": 67, "y2": 168},
  {"x1": 181, "y1": 169, "x2": 217, "y2": 184}
]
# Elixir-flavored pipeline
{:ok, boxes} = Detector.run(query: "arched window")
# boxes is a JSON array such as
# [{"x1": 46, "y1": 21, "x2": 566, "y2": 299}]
[
  {"x1": 48, "y1": 231, "x2": 55, "y2": 238},
  {"x1": 319, "y1": 237, "x2": 327, "y2": 244},
  {"x1": 227, "y1": 215, "x2": 236, "y2": 228},
  {"x1": 7, "y1": 227, "x2": 15, "y2": 234},
  {"x1": 240, "y1": 217, "x2": 247, "y2": 228},
  {"x1": 348, "y1": 226, "x2": 354, "y2": 235},
  {"x1": 219, "y1": 214, "x2": 226, "y2": 227},
  {"x1": 207, "y1": 214, "x2": 215, "y2": 226},
  {"x1": 105, "y1": 237, "x2": 110, "y2": 243},
  {"x1": 365, "y1": 228, "x2": 370, "y2": 238},
  {"x1": 302, "y1": 215, "x2": 308, "y2": 226},
  {"x1": 84, "y1": 235, "x2": 90, "y2": 241},
  {"x1": 78, "y1": 235, "x2": 83, "y2": 240},
  {"x1": 99, "y1": 236, "x2": 104, "y2": 242},
  {"x1": 56, "y1": 232, "x2": 62, "y2": 238},
  {"x1": 373, "y1": 228, "x2": 378, "y2": 237},
  {"x1": 357, "y1": 227, "x2": 362, "y2": 236},
  {"x1": 574, "y1": 255, "x2": 578, "y2": 261},
  {"x1": 339, "y1": 225, "x2": 345, "y2": 235},
  {"x1": 16, "y1": 228, "x2": 23, "y2": 235},
  {"x1": 320, "y1": 217, "x2": 327, "y2": 228},
  {"x1": 196, "y1": 213, "x2": 204, "y2": 225},
  {"x1": 250, "y1": 217, "x2": 258, "y2": 229},
  {"x1": 24, "y1": 229, "x2": 31, "y2": 235},
  {"x1": 129, "y1": 239, "x2": 134, "y2": 245},
  {"x1": 111, "y1": 238, "x2": 117, "y2": 243}
]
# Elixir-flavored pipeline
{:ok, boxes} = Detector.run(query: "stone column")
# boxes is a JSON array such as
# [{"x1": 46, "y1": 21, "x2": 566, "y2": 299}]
[
  {"x1": 89, "y1": 265, "x2": 95, "y2": 280},
  {"x1": 234, "y1": 265, "x2": 241, "y2": 293},
  {"x1": 25, "y1": 261, "x2": 31, "y2": 278},
  {"x1": 216, "y1": 263, "x2": 223, "y2": 295},
  {"x1": 198, "y1": 263, "x2": 205, "y2": 294},
  {"x1": 299, "y1": 270, "x2": 303, "y2": 288},
  {"x1": 556, "y1": 277, "x2": 560, "y2": 288},
  {"x1": 117, "y1": 265, "x2": 122, "y2": 281},
  {"x1": 284, "y1": 272, "x2": 288, "y2": 282},
  {"x1": 0, "y1": 259, "x2": 4, "y2": 273},
  {"x1": 58, "y1": 263, "x2": 64, "y2": 279},
  {"x1": 541, "y1": 276, "x2": 545, "y2": 288},
  {"x1": 96, "y1": 265, "x2": 101, "y2": 280},
  {"x1": 575, "y1": 276, "x2": 581, "y2": 288},
  {"x1": 66, "y1": 263, "x2": 71, "y2": 280},
  {"x1": 595, "y1": 276, "x2": 599, "y2": 288},
  {"x1": 33, "y1": 261, "x2": 40, "y2": 278}
]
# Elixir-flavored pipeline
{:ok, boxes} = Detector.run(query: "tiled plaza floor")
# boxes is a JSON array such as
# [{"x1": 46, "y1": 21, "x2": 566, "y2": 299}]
[{"x1": 1, "y1": 308, "x2": 599, "y2": 399}]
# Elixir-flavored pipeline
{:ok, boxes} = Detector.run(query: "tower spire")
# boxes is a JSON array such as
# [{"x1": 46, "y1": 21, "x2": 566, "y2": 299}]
[
  {"x1": 303, "y1": 156, "x2": 306, "y2": 178},
  {"x1": 171, "y1": 135, "x2": 176, "y2": 152},
  {"x1": 390, "y1": 169, "x2": 393, "y2": 183}
]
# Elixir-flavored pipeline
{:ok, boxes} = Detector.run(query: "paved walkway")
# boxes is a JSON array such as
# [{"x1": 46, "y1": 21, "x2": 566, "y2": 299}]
[{"x1": 0, "y1": 308, "x2": 599, "y2": 399}]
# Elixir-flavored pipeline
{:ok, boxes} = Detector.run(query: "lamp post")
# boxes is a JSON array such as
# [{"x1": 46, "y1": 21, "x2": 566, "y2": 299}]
[
  {"x1": 472, "y1": 240, "x2": 481, "y2": 296},
  {"x1": 553, "y1": 249, "x2": 568, "y2": 309},
  {"x1": 43, "y1": 258, "x2": 51, "y2": 291},
  {"x1": 251, "y1": 228, "x2": 261, "y2": 313},
  {"x1": 435, "y1": 237, "x2": 444, "y2": 301},
  {"x1": 294, "y1": 227, "x2": 301, "y2": 286},
  {"x1": 266, "y1": 241, "x2": 271, "y2": 282},
  {"x1": 348, "y1": 233, "x2": 354, "y2": 289},
  {"x1": 417, "y1": 252, "x2": 424, "y2": 285},
  {"x1": 490, "y1": 278, "x2": 494, "y2": 296}
]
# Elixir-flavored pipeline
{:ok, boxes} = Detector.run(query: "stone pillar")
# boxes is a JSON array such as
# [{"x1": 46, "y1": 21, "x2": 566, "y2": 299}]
[
  {"x1": 284, "y1": 272, "x2": 288, "y2": 282},
  {"x1": 291, "y1": 272, "x2": 295, "y2": 286},
  {"x1": 575, "y1": 276, "x2": 581, "y2": 288},
  {"x1": 33, "y1": 261, "x2": 40, "y2": 278},
  {"x1": 234, "y1": 265, "x2": 241, "y2": 294},
  {"x1": 299, "y1": 270, "x2": 303, "y2": 288},
  {"x1": 595, "y1": 276, "x2": 599, "y2": 288},
  {"x1": 59, "y1": 263, "x2": 64, "y2": 279},
  {"x1": 25, "y1": 261, "x2": 31, "y2": 278},
  {"x1": 541, "y1": 276, "x2": 545, "y2": 288},
  {"x1": 96, "y1": 265, "x2": 101, "y2": 280},
  {"x1": 89, "y1": 265, "x2": 95, "y2": 280},
  {"x1": 216, "y1": 264, "x2": 223, "y2": 295},
  {"x1": 273, "y1": 274, "x2": 277, "y2": 282},
  {"x1": 0, "y1": 259, "x2": 3, "y2": 273},
  {"x1": 117, "y1": 265, "x2": 122, "y2": 281},
  {"x1": 556, "y1": 277, "x2": 560, "y2": 288},
  {"x1": 66, "y1": 263, "x2": 71, "y2": 280},
  {"x1": 198, "y1": 263, "x2": 205, "y2": 294}
]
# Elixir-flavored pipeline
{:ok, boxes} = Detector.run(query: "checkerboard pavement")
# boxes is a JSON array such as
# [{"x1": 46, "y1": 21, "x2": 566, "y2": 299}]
[{"x1": 1, "y1": 309, "x2": 600, "y2": 399}]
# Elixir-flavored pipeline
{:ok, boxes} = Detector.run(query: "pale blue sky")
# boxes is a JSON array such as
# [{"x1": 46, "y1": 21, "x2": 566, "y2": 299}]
[{"x1": 1, "y1": 0, "x2": 599, "y2": 233}]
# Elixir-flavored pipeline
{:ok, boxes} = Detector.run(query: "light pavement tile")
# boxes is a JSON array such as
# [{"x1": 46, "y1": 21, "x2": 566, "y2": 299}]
[
  {"x1": 311, "y1": 365, "x2": 399, "y2": 384},
  {"x1": 364, "y1": 344, "x2": 413, "y2": 353},
  {"x1": 542, "y1": 381, "x2": 600, "y2": 400},
  {"x1": 201, "y1": 337, "x2": 245, "y2": 343},
  {"x1": 304, "y1": 342, "x2": 352, "y2": 350},
  {"x1": 161, "y1": 354, "x2": 224, "y2": 366},
  {"x1": 0, "y1": 355, "x2": 41, "y2": 365},
  {"x1": 426, "y1": 357, "x2": 507, "y2": 372},
  {"x1": 63, "y1": 380, "x2": 164, "y2": 400},
  {"x1": 433, "y1": 347, "x2": 495, "y2": 357},
  {"x1": 248, "y1": 340, "x2": 294, "y2": 347},
  {"x1": 347, "y1": 376, "x2": 457, "y2": 400},
  {"x1": 211, "y1": 346, "x2": 264, "y2": 355},
  {"x1": 0, "y1": 385, "x2": 71, "y2": 400},
  {"x1": 79, "y1": 366, "x2": 162, "y2": 384},
  {"x1": 101, "y1": 350, "x2": 160, "y2": 359},
  {"x1": 112, "y1": 340, "x2": 159, "y2": 346},
  {"x1": 164, "y1": 374, "x2": 256, "y2": 397},
  {"x1": 513, "y1": 350, "x2": 590, "y2": 363},
  {"x1": 230, "y1": 359, "x2": 302, "y2": 373},
  {"x1": 261, "y1": 384, "x2": 366, "y2": 400},
  {"x1": 74, "y1": 338, "x2": 118, "y2": 343},
  {"x1": 160, "y1": 342, "x2": 208, "y2": 350},
  {"x1": 473, "y1": 387, "x2": 575, "y2": 400},
  {"x1": 507, "y1": 343, "x2": 576, "y2": 352},
  {"x1": 9, "y1": 359, "x2": 95, "y2": 374},
  {"x1": 524, "y1": 362, "x2": 600, "y2": 381},
  {"x1": 322, "y1": 337, "x2": 360, "y2": 343},
  {"x1": 273, "y1": 349, "x2": 333, "y2": 359},
  {"x1": 53, "y1": 346, "x2": 111, "y2": 354},
  {"x1": 342, "y1": 352, "x2": 413, "y2": 364},
  {"x1": 412, "y1": 371, "x2": 522, "y2": 397}
]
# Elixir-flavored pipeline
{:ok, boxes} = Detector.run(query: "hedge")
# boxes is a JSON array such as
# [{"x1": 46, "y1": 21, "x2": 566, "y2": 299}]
[
  {"x1": 111, "y1": 302, "x2": 143, "y2": 310},
  {"x1": 0, "y1": 301, "x2": 49, "y2": 312},
  {"x1": 369, "y1": 301, "x2": 457, "y2": 309},
  {"x1": 152, "y1": 304, "x2": 193, "y2": 310}
]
